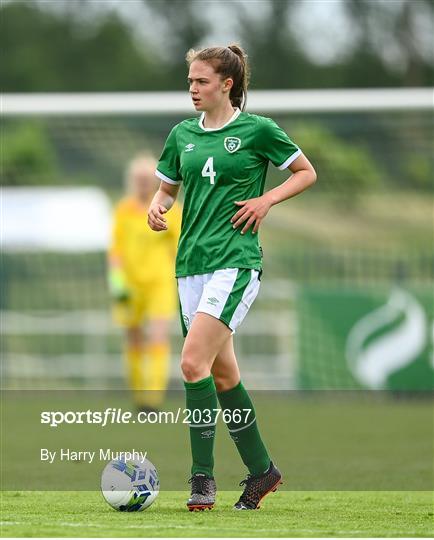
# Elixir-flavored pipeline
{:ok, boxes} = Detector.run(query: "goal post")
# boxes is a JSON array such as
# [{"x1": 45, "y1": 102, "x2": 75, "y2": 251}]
[{"x1": 2, "y1": 88, "x2": 432, "y2": 115}]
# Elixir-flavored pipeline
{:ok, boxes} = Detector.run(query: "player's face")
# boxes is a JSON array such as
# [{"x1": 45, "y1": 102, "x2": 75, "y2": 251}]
[
  {"x1": 188, "y1": 60, "x2": 231, "y2": 112},
  {"x1": 131, "y1": 163, "x2": 157, "y2": 201}
]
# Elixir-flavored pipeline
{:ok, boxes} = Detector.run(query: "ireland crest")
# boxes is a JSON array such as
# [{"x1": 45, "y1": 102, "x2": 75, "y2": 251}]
[{"x1": 224, "y1": 137, "x2": 241, "y2": 153}]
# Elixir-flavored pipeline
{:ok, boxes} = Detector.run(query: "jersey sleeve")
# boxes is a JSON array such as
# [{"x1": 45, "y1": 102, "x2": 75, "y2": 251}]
[
  {"x1": 155, "y1": 125, "x2": 182, "y2": 185},
  {"x1": 256, "y1": 116, "x2": 302, "y2": 170}
]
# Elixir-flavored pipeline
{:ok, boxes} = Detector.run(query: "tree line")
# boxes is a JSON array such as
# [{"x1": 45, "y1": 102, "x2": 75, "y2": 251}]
[{"x1": 2, "y1": 0, "x2": 433, "y2": 92}]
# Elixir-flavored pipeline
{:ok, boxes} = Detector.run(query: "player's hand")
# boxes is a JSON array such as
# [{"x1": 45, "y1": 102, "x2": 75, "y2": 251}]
[
  {"x1": 112, "y1": 290, "x2": 130, "y2": 303},
  {"x1": 231, "y1": 194, "x2": 273, "y2": 234},
  {"x1": 108, "y1": 268, "x2": 130, "y2": 302},
  {"x1": 148, "y1": 203, "x2": 168, "y2": 231}
]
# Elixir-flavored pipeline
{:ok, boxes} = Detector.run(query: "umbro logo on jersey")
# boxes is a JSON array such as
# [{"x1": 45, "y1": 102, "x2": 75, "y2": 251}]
[
  {"x1": 184, "y1": 143, "x2": 195, "y2": 152},
  {"x1": 224, "y1": 137, "x2": 241, "y2": 153}
]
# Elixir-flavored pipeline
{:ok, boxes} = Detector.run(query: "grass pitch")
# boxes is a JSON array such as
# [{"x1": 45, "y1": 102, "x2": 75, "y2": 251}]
[
  {"x1": 2, "y1": 394, "x2": 432, "y2": 536},
  {"x1": 1, "y1": 490, "x2": 433, "y2": 537}
]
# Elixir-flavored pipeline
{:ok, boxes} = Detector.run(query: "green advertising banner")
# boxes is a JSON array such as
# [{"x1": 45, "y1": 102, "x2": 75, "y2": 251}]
[{"x1": 296, "y1": 285, "x2": 434, "y2": 390}]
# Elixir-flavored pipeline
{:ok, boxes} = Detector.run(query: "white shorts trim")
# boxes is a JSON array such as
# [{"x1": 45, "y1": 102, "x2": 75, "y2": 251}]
[{"x1": 228, "y1": 270, "x2": 259, "y2": 330}]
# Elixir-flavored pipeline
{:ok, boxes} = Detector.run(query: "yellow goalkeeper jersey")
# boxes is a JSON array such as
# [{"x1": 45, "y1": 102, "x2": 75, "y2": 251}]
[{"x1": 109, "y1": 196, "x2": 182, "y2": 287}]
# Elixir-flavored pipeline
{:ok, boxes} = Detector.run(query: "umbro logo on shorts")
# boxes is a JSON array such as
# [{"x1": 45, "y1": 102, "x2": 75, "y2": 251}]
[
  {"x1": 206, "y1": 297, "x2": 219, "y2": 306},
  {"x1": 201, "y1": 430, "x2": 214, "y2": 439},
  {"x1": 184, "y1": 143, "x2": 195, "y2": 152},
  {"x1": 224, "y1": 137, "x2": 241, "y2": 153}
]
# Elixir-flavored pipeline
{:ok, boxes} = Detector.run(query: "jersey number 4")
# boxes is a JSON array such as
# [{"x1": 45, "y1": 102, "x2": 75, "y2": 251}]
[{"x1": 201, "y1": 157, "x2": 216, "y2": 185}]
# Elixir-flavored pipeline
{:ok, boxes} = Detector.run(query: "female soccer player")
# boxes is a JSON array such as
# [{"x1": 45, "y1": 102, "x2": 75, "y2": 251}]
[
  {"x1": 108, "y1": 154, "x2": 182, "y2": 411},
  {"x1": 148, "y1": 45, "x2": 316, "y2": 510}
]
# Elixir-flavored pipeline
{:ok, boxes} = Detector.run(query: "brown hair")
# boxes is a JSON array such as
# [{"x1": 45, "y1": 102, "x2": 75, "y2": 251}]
[{"x1": 186, "y1": 44, "x2": 250, "y2": 110}]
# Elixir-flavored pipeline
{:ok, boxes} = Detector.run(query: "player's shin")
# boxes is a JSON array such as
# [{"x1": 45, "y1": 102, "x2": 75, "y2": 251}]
[
  {"x1": 217, "y1": 380, "x2": 270, "y2": 475},
  {"x1": 142, "y1": 342, "x2": 170, "y2": 408},
  {"x1": 184, "y1": 375, "x2": 218, "y2": 477},
  {"x1": 125, "y1": 344, "x2": 147, "y2": 408}
]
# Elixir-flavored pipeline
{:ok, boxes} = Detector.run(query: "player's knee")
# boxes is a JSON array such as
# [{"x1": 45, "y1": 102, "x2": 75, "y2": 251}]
[
  {"x1": 126, "y1": 327, "x2": 143, "y2": 348},
  {"x1": 212, "y1": 372, "x2": 239, "y2": 392},
  {"x1": 180, "y1": 356, "x2": 201, "y2": 381},
  {"x1": 212, "y1": 374, "x2": 227, "y2": 392},
  {"x1": 148, "y1": 319, "x2": 170, "y2": 343},
  {"x1": 181, "y1": 349, "x2": 207, "y2": 382}
]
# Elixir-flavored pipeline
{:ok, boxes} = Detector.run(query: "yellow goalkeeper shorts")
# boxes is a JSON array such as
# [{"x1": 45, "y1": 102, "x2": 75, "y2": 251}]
[{"x1": 112, "y1": 278, "x2": 177, "y2": 327}]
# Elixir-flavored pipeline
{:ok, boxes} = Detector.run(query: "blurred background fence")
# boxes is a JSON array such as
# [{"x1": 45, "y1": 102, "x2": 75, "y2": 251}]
[{"x1": 2, "y1": 89, "x2": 433, "y2": 391}]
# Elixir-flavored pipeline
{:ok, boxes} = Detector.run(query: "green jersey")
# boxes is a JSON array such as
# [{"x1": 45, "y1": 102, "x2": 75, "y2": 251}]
[{"x1": 156, "y1": 109, "x2": 301, "y2": 278}]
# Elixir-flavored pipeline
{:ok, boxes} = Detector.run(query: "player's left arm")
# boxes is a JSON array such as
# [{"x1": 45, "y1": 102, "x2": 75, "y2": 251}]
[{"x1": 231, "y1": 154, "x2": 316, "y2": 234}]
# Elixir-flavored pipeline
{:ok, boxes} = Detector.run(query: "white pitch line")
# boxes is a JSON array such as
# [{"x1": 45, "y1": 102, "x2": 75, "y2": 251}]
[{"x1": 0, "y1": 521, "x2": 392, "y2": 535}]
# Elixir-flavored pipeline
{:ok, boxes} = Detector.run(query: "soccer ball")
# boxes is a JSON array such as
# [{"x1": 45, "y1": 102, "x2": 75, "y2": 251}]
[{"x1": 101, "y1": 457, "x2": 159, "y2": 511}]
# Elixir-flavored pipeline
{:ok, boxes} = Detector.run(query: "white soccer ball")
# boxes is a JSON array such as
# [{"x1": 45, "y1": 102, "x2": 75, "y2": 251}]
[{"x1": 101, "y1": 457, "x2": 159, "y2": 511}]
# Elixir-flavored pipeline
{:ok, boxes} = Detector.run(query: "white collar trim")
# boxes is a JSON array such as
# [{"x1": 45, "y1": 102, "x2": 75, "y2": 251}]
[{"x1": 198, "y1": 108, "x2": 241, "y2": 131}]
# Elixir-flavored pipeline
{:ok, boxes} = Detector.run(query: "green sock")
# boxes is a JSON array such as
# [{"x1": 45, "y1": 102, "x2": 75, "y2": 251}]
[
  {"x1": 217, "y1": 380, "x2": 270, "y2": 476},
  {"x1": 184, "y1": 375, "x2": 218, "y2": 477}
]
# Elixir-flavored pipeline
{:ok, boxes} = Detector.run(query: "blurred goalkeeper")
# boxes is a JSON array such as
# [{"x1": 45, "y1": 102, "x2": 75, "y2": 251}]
[{"x1": 108, "y1": 153, "x2": 182, "y2": 411}]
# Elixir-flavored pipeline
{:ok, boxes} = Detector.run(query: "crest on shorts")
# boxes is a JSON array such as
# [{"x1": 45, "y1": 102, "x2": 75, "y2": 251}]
[
  {"x1": 224, "y1": 137, "x2": 241, "y2": 153},
  {"x1": 183, "y1": 314, "x2": 190, "y2": 330}
]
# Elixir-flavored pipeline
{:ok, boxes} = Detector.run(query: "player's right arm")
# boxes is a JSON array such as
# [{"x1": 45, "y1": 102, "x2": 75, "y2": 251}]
[
  {"x1": 107, "y1": 202, "x2": 130, "y2": 301},
  {"x1": 147, "y1": 180, "x2": 180, "y2": 232},
  {"x1": 151, "y1": 124, "x2": 182, "y2": 231}
]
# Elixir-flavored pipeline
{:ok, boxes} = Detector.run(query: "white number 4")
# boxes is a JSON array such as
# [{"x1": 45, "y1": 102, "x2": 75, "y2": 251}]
[{"x1": 201, "y1": 157, "x2": 216, "y2": 185}]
